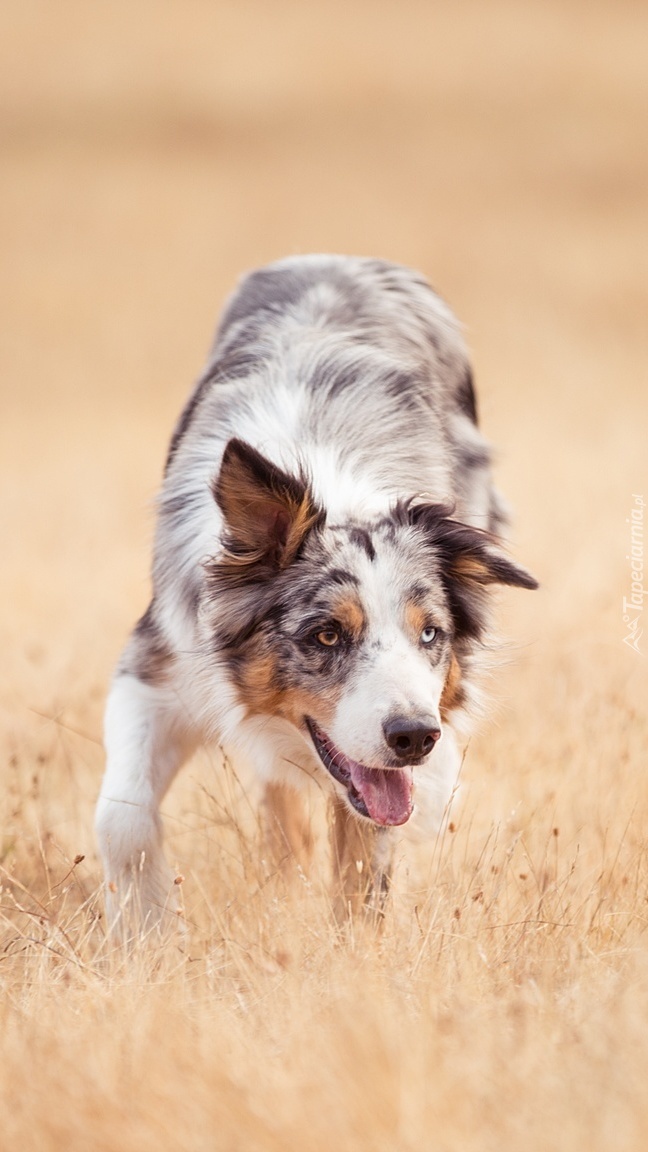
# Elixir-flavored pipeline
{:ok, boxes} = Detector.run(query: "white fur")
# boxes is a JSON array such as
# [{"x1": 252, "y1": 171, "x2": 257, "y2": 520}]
[{"x1": 96, "y1": 255, "x2": 524, "y2": 935}]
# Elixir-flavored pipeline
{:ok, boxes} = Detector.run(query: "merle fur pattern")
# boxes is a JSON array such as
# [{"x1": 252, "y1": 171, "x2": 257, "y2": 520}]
[{"x1": 97, "y1": 254, "x2": 536, "y2": 935}]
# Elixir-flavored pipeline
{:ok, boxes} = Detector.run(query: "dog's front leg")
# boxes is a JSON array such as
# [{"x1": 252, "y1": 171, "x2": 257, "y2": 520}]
[
  {"x1": 330, "y1": 797, "x2": 394, "y2": 924},
  {"x1": 262, "y1": 782, "x2": 314, "y2": 880},
  {"x1": 96, "y1": 671, "x2": 196, "y2": 940}
]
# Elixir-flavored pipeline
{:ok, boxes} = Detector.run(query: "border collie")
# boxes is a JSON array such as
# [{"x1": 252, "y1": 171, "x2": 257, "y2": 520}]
[{"x1": 96, "y1": 255, "x2": 537, "y2": 934}]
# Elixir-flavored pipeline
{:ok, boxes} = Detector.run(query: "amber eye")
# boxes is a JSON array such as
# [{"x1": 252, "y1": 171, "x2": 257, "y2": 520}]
[
  {"x1": 421, "y1": 625, "x2": 437, "y2": 645},
  {"x1": 315, "y1": 627, "x2": 340, "y2": 648}
]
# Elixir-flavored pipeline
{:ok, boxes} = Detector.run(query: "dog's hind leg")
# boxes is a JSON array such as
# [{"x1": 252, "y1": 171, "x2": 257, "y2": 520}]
[{"x1": 96, "y1": 665, "x2": 197, "y2": 940}]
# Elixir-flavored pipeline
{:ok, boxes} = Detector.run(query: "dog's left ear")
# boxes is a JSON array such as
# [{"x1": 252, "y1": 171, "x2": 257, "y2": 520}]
[
  {"x1": 212, "y1": 438, "x2": 323, "y2": 576},
  {"x1": 410, "y1": 502, "x2": 538, "y2": 640}
]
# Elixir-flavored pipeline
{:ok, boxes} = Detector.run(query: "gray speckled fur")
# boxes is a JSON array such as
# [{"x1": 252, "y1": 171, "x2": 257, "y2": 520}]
[
  {"x1": 155, "y1": 255, "x2": 503, "y2": 634},
  {"x1": 97, "y1": 255, "x2": 532, "y2": 935}
]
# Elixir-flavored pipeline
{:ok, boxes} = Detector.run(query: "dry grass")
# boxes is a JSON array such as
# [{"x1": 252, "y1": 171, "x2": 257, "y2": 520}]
[{"x1": 1, "y1": 1, "x2": 648, "y2": 1147}]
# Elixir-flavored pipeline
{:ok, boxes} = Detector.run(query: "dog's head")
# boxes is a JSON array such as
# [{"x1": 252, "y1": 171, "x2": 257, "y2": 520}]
[{"x1": 208, "y1": 438, "x2": 537, "y2": 826}]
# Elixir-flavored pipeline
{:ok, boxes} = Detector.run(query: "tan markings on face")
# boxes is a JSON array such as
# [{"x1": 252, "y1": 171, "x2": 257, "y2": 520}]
[
  {"x1": 275, "y1": 685, "x2": 340, "y2": 731},
  {"x1": 234, "y1": 634, "x2": 342, "y2": 726},
  {"x1": 331, "y1": 595, "x2": 366, "y2": 641},
  {"x1": 403, "y1": 600, "x2": 429, "y2": 643},
  {"x1": 236, "y1": 648, "x2": 285, "y2": 715},
  {"x1": 440, "y1": 653, "x2": 464, "y2": 720}
]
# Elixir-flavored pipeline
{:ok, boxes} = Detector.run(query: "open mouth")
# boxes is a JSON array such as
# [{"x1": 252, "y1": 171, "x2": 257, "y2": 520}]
[{"x1": 306, "y1": 718, "x2": 414, "y2": 827}]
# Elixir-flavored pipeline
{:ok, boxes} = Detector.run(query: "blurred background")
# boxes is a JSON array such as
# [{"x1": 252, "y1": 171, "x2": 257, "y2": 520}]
[
  {"x1": 0, "y1": 0, "x2": 646, "y2": 851},
  {"x1": 2, "y1": 8, "x2": 648, "y2": 1145}
]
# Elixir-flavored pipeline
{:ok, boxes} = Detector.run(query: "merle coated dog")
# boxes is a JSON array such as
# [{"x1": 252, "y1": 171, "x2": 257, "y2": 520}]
[{"x1": 96, "y1": 255, "x2": 537, "y2": 934}]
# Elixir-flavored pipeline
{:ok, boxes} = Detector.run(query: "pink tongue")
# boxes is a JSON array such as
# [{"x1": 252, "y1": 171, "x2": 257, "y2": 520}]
[{"x1": 349, "y1": 763, "x2": 413, "y2": 826}]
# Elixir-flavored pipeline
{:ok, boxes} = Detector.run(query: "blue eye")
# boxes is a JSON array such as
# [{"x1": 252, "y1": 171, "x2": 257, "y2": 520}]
[{"x1": 421, "y1": 625, "x2": 437, "y2": 645}]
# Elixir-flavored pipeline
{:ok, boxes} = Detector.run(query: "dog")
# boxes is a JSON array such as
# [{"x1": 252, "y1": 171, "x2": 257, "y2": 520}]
[{"x1": 96, "y1": 254, "x2": 537, "y2": 935}]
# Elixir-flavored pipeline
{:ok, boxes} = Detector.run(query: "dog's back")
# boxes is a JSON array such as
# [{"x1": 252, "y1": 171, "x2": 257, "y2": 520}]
[{"x1": 156, "y1": 256, "x2": 505, "y2": 637}]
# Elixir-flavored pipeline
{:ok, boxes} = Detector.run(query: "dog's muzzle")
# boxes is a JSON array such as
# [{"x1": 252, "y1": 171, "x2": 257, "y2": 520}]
[{"x1": 306, "y1": 718, "x2": 415, "y2": 826}]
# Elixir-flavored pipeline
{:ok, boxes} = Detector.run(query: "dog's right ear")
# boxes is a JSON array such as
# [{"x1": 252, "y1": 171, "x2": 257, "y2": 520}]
[{"x1": 212, "y1": 438, "x2": 323, "y2": 576}]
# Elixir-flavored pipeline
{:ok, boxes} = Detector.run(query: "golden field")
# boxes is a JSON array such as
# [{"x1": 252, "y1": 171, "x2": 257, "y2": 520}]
[{"x1": 1, "y1": 2, "x2": 647, "y2": 1147}]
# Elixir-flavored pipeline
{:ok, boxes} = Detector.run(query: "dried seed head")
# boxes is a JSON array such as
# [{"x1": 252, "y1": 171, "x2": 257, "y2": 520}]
[
  {"x1": 448, "y1": 822, "x2": 456, "y2": 833},
  {"x1": 174, "y1": 874, "x2": 185, "y2": 885},
  {"x1": 108, "y1": 881, "x2": 117, "y2": 893},
  {"x1": 73, "y1": 854, "x2": 85, "y2": 865}
]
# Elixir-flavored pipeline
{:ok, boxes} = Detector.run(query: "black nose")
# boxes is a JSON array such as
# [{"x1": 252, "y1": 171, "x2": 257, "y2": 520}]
[{"x1": 383, "y1": 716, "x2": 441, "y2": 760}]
